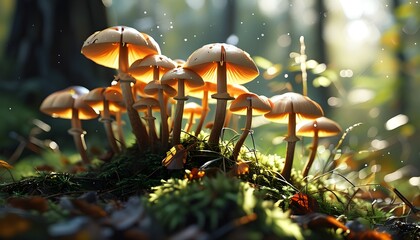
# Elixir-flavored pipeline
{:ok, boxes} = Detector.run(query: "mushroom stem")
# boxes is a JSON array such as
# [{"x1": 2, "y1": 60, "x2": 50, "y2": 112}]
[
  {"x1": 119, "y1": 43, "x2": 148, "y2": 151},
  {"x1": 172, "y1": 79, "x2": 186, "y2": 145},
  {"x1": 114, "y1": 111, "x2": 126, "y2": 150},
  {"x1": 101, "y1": 99, "x2": 120, "y2": 154},
  {"x1": 185, "y1": 112, "x2": 195, "y2": 133},
  {"x1": 282, "y1": 112, "x2": 299, "y2": 182},
  {"x1": 143, "y1": 106, "x2": 157, "y2": 151},
  {"x1": 302, "y1": 130, "x2": 319, "y2": 177},
  {"x1": 195, "y1": 89, "x2": 209, "y2": 136},
  {"x1": 154, "y1": 67, "x2": 169, "y2": 149},
  {"x1": 69, "y1": 108, "x2": 90, "y2": 164},
  {"x1": 208, "y1": 58, "x2": 228, "y2": 148},
  {"x1": 232, "y1": 99, "x2": 252, "y2": 161}
]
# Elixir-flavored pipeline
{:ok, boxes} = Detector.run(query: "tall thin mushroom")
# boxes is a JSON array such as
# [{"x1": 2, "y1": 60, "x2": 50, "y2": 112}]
[
  {"x1": 296, "y1": 117, "x2": 341, "y2": 177},
  {"x1": 143, "y1": 80, "x2": 177, "y2": 149},
  {"x1": 184, "y1": 43, "x2": 259, "y2": 149},
  {"x1": 264, "y1": 92, "x2": 324, "y2": 182},
  {"x1": 229, "y1": 93, "x2": 272, "y2": 161},
  {"x1": 133, "y1": 97, "x2": 161, "y2": 150},
  {"x1": 161, "y1": 67, "x2": 204, "y2": 145},
  {"x1": 40, "y1": 86, "x2": 98, "y2": 164},
  {"x1": 81, "y1": 26, "x2": 160, "y2": 151},
  {"x1": 83, "y1": 86, "x2": 124, "y2": 154}
]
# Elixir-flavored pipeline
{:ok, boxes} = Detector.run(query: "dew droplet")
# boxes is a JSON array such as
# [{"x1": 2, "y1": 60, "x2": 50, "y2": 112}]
[{"x1": 284, "y1": 74, "x2": 289, "y2": 78}]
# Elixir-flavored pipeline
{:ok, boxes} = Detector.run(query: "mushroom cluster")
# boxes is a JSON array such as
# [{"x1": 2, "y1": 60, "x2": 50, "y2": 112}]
[{"x1": 39, "y1": 25, "x2": 342, "y2": 184}]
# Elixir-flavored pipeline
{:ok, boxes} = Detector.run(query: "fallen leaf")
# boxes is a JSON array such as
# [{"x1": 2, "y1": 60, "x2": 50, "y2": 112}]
[{"x1": 8, "y1": 196, "x2": 49, "y2": 212}]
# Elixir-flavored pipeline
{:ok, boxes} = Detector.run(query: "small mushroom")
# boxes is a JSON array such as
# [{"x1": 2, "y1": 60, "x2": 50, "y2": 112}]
[
  {"x1": 143, "y1": 80, "x2": 177, "y2": 149},
  {"x1": 187, "y1": 81, "x2": 218, "y2": 136},
  {"x1": 40, "y1": 86, "x2": 98, "y2": 164},
  {"x1": 83, "y1": 86, "x2": 124, "y2": 154},
  {"x1": 296, "y1": 117, "x2": 342, "y2": 177},
  {"x1": 224, "y1": 83, "x2": 250, "y2": 129},
  {"x1": 183, "y1": 102, "x2": 204, "y2": 133},
  {"x1": 229, "y1": 93, "x2": 272, "y2": 161},
  {"x1": 161, "y1": 67, "x2": 204, "y2": 145},
  {"x1": 264, "y1": 92, "x2": 324, "y2": 181},
  {"x1": 184, "y1": 43, "x2": 259, "y2": 148},
  {"x1": 133, "y1": 97, "x2": 161, "y2": 150},
  {"x1": 81, "y1": 26, "x2": 160, "y2": 151}
]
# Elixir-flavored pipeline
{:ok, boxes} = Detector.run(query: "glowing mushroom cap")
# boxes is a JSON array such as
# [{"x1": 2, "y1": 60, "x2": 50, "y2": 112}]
[
  {"x1": 40, "y1": 86, "x2": 98, "y2": 119},
  {"x1": 229, "y1": 93, "x2": 272, "y2": 115},
  {"x1": 184, "y1": 43, "x2": 259, "y2": 85},
  {"x1": 264, "y1": 92, "x2": 324, "y2": 123},
  {"x1": 183, "y1": 102, "x2": 205, "y2": 118},
  {"x1": 161, "y1": 67, "x2": 204, "y2": 92},
  {"x1": 83, "y1": 87, "x2": 125, "y2": 113},
  {"x1": 128, "y1": 54, "x2": 176, "y2": 82},
  {"x1": 132, "y1": 97, "x2": 160, "y2": 111},
  {"x1": 296, "y1": 117, "x2": 342, "y2": 137},
  {"x1": 81, "y1": 26, "x2": 160, "y2": 69},
  {"x1": 143, "y1": 80, "x2": 177, "y2": 97}
]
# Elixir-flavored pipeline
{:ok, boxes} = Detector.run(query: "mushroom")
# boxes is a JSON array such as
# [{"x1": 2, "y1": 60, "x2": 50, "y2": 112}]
[
  {"x1": 40, "y1": 86, "x2": 98, "y2": 164},
  {"x1": 264, "y1": 92, "x2": 324, "y2": 182},
  {"x1": 81, "y1": 26, "x2": 160, "y2": 151},
  {"x1": 83, "y1": 86, "x2": 124, "y2": 154},
  {"x1": 296, "y1": 117, "x2": 342, "y2": 177},
  {"x1": 161, "y1": 67, "x2": 204, "y2": 145},
  {"x1": 187, "y1": 81, "x2": 217, "y2": 136},
  {"x1": 143, "y1": 80, "x2": 177, "y2": 149},
  {"x1": 229, "y1": 93, "x2": 272, "y2": 161},
  {"x1": 184, "y1": 43, "x2": 259, "y2": 148},
  {"x1": 224, "y1": 83, "x2": 250, "y2": 129},
  {"x1": 133, "y1": 97, "x2": 161, "y2": 150},
  {"x1": 183, "y1": 102, "x2": 204, "y2": 133}
]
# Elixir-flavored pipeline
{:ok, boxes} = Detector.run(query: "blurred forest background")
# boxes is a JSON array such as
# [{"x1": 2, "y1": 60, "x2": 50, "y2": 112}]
[{"x1": 0, "y1": 0, "x2": 418, "y2": 196}]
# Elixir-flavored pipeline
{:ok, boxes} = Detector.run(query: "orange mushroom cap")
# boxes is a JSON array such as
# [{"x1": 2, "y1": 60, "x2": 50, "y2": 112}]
[
  {"x1": 161, "y1": 67, "x2": 204, "y2": 97},
  {"x1": 296, "y1": 117, "x2": 342, "y2": 137},
  {"x1": 128, "y1": 54, "x2": 176, "y2": 82},
  {"x1": 81, "y1": 26, "x2": 160, "y2": 69},
  {"x1": 132, "y1": 97, "x2": 160, "y2": 111},
  {"x1": 143, "y1": 80, "x2": 177, "y2": 97},
  {"x1": 264, "y1": 92, "x2": 324, "y2": 123},
  {"x1": 229, "y1": 93, "x2": 272, "y2": 115},
  {"x1": 40, "y1": 86, "x2": 98, "y2": 120},
  {"x1": 83, "y1": 87, "x2": 125, "y2": 113},
  {"x1": 184, "y1": 43, "x2": 259, "y2": 85}
]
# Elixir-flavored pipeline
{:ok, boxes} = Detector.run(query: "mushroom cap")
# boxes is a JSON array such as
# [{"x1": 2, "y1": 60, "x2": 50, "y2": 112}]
[
  {"x1": 40, "y1": 86, "x2": 98, "y2": 119},
  {"x1": 296, "y1": 117, "x2": 342, "y2": 137},
  {"x1": 229, "y1": 93, "x2": 272, "y2": 115},
  {"x1": 143, "y1": 80, "x2": 177, "y2": 97},
  {"x1": 83, "y1": 87, "x2": 125, "y2": 112},
  {"x1": 184, "y1": 43, "x2": 259, "y2": 85},
  {"x1": 188, "y1": 82, "x2": 248, "y2": 103},
  {"x1": 128, "y1": 54, "x2": 176, "y2": 82},
  {"x1": 161, "y1": 67, "x2": 205, "y2": 90},
  {"x1": 81, "y1": 26, "x2": 160, "y2": 69},
  {"x1": 132, "y1": 97, "x2": 160, "y2": 111},
  {"x1": 183, "y1": 102, "x2": 205, "y2": 118},
  {"x1": 264, "y1": 92, "x2": 324, "y2": 123}
]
